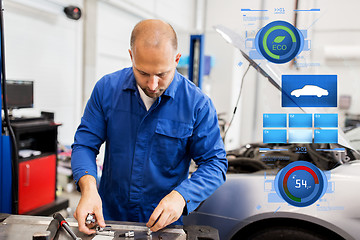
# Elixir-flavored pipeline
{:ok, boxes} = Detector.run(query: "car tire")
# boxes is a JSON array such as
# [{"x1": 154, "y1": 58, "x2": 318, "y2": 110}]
[{"x1": 244, "y1": 226, "x2": 334, "y2": 240}]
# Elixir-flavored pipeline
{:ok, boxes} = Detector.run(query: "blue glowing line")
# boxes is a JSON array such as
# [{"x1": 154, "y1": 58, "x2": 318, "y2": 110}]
[
  {"x1": 241, "y1": 8, "x2": 268, "y2": 12},
  {"x1": 294, "y1": 9, "x2": 320, "y2": 12},
  {"x1": 259, "y1": 148, "x2": 289, "y2": 152},
  {"x1": 274, "y1": 206, "x2": 281, "y2": 213},
  {"x1": 316, "y1": 148, "x2": 345, "y2": 152}
]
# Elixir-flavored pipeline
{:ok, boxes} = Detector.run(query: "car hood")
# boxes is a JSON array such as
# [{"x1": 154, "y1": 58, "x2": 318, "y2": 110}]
[{"x1": 213, "y1": 25, "x2": 357, "y2": 153}]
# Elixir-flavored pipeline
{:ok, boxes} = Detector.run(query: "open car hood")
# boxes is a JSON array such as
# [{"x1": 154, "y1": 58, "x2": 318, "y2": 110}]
[{"x1": 213, "y1": 25, "x2": 356, "y2": 152}]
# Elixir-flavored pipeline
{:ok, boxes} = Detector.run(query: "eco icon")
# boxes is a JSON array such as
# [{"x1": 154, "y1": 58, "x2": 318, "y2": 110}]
[{"x1": 255, "y1": 20, "x2": 304, "y2": 64}]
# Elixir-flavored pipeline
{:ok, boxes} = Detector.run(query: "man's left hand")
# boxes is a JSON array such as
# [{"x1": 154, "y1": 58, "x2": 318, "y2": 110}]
[{"x1": 146, "y1": 190, "x2": 186, "y2": 232}]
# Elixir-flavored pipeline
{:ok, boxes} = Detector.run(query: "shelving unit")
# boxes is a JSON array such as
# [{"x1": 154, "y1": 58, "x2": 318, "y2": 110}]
[{"x1": 10, "y1": 118, "x2": 68, "y2": 215}]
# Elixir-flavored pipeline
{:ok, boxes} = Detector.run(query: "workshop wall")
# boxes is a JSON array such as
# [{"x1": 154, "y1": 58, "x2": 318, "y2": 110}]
[
  {"x1": 84, "y1": 0, "x2": 196, "y2": 104},
  {"x1": 4, "y1": 0, "x2": 196, "y2": 146},
  {"x1": 309, "y1": 0, "x2": 360, "y2": 127},
  {"x1": 4, "y1": 0, "x2": 83, "y2": 145}
]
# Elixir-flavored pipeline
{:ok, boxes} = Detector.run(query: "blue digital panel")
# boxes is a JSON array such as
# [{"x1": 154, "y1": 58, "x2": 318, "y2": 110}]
[
  {"x1": 249, "y1": 50, "x2": 264, "y2": 59},
  {"x1": 303, "y1": 40, "x2": 311, "y2": 51},
  {"x1": 268, "y1": 193, "x2": 285, "y2": 203},
  {"x1": 314, "y1": 114, "x2": 338, "y2": 128},
  {"x1": 263, "y1": 114, "x2": 287, "y2": 128},
  {"x1": 289, "y1": 114, "x2": 312, "y2": 128},
  {"x1": 314, "y1": 129, "x2": 338, "y2": 143},
  {"x1": 288, "y1": 129, "x2": 312, "y2": 143},
  {"x1": 300, "y1": 30, "x2": 308, "y2": 39},
  {"x1": 326, "y1": 181, "x2": 335, "y2": 194},
  {"x1": 263, "y1": 129, "x2": 287, "y2": 143},
  {"x1": 282, "y1": 75, "x2": 337, "y2": 107}
]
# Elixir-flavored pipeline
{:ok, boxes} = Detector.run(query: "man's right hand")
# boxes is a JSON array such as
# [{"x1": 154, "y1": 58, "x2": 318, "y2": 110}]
[{"x1": 73, "y1": 175, "x2": 106, "y2": 235}]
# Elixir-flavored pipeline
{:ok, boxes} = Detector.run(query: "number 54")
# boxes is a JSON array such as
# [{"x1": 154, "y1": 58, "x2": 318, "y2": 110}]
[{"x1": 295, "y1": 179, "x2": 307, "y2": 188}]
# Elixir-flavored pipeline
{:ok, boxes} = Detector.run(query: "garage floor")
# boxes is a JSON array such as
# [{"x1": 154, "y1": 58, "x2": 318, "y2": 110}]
[{"x1": 56, "y1": 190, "x2": 81, "y2": 219}]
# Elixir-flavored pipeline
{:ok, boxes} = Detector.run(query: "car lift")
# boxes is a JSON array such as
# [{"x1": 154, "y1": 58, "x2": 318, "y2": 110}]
[
  {"x1": 188, "y1": 34, "x2": 205, "y2": 89},
  {"x1": 0, "y1": 0, "x2": 14, "y2": 214}
]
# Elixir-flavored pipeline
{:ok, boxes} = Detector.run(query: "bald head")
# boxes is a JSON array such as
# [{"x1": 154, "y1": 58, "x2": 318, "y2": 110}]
[
  {"x1": 128, "y1": 19, "x2": 181, "y2": 99},
  {"x1": 130, "y1": 19, "x2": 178, "y2": 51}
]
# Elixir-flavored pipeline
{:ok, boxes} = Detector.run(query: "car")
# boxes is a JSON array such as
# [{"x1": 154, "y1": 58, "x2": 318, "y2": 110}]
[
  {"x1": 291, "y1": 85, "x2": 329, "y2": 98},
  {"x1": 184, "y1": 142, "x2": 360, "y2": 240},
  {"x1": 183, "y1": 25, "x2": 360, "y2": 240}
]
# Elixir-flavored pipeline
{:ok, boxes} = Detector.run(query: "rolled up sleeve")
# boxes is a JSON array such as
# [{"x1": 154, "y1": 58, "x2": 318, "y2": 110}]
[{"x1": 174, "y1": 98, "x2": 228, "y2": 214}]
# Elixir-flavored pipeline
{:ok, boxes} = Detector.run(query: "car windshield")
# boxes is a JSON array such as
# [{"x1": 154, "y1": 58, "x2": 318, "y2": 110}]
[{"x1": 214, "y1": 25, "x2": 360, "y2": 172}]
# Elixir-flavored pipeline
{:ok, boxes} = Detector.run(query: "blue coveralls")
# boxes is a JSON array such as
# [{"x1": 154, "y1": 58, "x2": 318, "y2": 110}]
[{"x1": 71, "y1": 67, "x2": 228, "y2": 224}]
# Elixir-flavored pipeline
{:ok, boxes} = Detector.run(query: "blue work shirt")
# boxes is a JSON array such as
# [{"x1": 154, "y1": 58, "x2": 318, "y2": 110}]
[{"x1": 71, "y1": 67, "x2": 227, "y2": 224}]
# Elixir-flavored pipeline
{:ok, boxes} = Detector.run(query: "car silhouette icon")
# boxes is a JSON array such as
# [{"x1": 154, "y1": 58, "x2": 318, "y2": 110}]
[{"x1": 291, "y1": 85, "x2": 329, "y2": 97}]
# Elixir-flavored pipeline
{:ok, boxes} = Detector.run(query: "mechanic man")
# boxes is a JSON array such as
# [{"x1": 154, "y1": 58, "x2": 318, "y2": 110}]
[{"x1": 71, "y1": 19, "x2": 228, "y2": 235}]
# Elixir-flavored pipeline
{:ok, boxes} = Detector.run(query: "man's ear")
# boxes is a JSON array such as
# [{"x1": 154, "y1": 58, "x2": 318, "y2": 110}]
[
  {"x1": 128, "y1": 49, "x2": 133, "y2": 62},
  {"x1": 175, "y1": 53, "x2": 181, "y2": 65}
]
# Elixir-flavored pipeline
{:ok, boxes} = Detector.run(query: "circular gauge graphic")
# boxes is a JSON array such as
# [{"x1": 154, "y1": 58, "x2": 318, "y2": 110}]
[
  {"x1": 255, "y1": 20, "x2": 304, "y2": 64},
  {"x1": 275, "y1": 161, "x2": 327, "y2": 207}
]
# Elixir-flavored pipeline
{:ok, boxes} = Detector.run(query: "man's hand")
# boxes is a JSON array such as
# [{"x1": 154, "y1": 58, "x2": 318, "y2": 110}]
[
  {"x1": 146, "y1": 190, "x2": 186, "y2": 232},
  {"x1": 73, "y1": 175, "x2": 106, "y2": 235}
]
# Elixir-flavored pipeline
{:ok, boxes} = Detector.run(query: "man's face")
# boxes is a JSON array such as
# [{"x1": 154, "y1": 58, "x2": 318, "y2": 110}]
[{"x1": 129, "y1": 42, "x2": 181, "y2": 98}]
